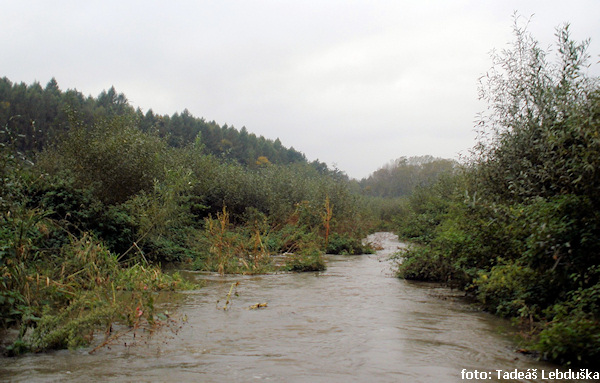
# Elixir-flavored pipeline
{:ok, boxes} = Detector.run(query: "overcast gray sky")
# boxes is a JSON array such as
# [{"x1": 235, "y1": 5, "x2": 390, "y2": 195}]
[{"x1": 2, "y1": 1, "x2": 599, "y2": 179}]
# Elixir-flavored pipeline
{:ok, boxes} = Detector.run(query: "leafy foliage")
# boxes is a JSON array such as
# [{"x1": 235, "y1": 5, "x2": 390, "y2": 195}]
[
  {"x1": 0, "y1": 77, "x2": 308, "y2": 168},
  {"x1": 1, "y1": 71, "x2": 379, "y2": 355},
  {"x1": 0, "y1": 204, "x2": 192, "y2": 354},
  {"x1": 38, "y1": 114, "x2": 169, "y2": 204},
  {"x1": 360, "y1": 155, "x2": 456, "y2": 198},
  {"x1": 394, "y1": 16, "x2": 600, "y2": 368},
  {"x1": 326, "y1": 233, "x2": 374, "y2": 255}
]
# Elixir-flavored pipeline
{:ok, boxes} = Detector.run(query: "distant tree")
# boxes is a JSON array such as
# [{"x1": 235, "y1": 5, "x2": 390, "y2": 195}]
[
  {"x1": 40, "y1": 115, "x2": 168, "y2": 204},
  {"x1": 0, "y1": 76, "x2": 313, "y2": 169},
  {"x1": 361, "y1": 155, "x2": 456, "y2": 197},
  {"x1": 256, "y1": 155, "x2": 271, "y2": 166}
]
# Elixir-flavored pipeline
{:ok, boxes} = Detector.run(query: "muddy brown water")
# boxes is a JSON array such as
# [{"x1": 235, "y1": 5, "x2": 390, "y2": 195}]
[{"x1": 0, "y1": 233, "x2": 579, "y2": 382}]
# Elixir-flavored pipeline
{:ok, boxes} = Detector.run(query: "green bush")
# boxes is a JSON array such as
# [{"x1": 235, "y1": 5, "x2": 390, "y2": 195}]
[
  {"x1": 326, "y1": 233, "x2": 373, "y2": 255},
  {"x1": 38, "y1": 115, "x2": 168, "y2": 205},
  {"x1": 521, "y1": 195, "x2": 600, "y2": 287},
  {"x1": 283, "y1": 249, "x2": 326, "y2": 272},
  {"x1": 537, "y1": 314, "x2": 600, "y2": 368},
  {"x1": 475, "y1": 262, "x2": 542, "y2": 317},
  {"x1": 536, "y1": 283, "x2": 600, "y2": 367},
  {"x1": 24, "y1": 176, "x2": 137, "y2": 255},
  {"x1": 392, "y1": 19, "x2": 600, "y2": 368},
  {"x1": 395, "y1": 246, "x2": 455, "y2": 282}
]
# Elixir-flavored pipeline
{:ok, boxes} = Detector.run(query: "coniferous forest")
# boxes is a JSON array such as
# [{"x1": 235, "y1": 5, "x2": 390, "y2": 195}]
[{"x1": 1, "y1": 19, "x2": 599, "y2": 370}]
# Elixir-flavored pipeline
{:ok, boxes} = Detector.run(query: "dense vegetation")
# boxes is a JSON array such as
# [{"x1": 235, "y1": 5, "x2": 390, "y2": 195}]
[
  {"x1": 3, "y1": 16, "x2": 596, "y2": 371},
  {"x1": 359, "y1": 155, "x2": 456, "y2": 198},
  {"x1": 395, "y1": 19, "x2": 600, "y2": 368},
  {"x1": 0, "y1": 78, "x2": 308, "y2": 167},
  {"x1": 0, "y1": 77, "x2": 375, "y2": 355},
  {"x1": 354, "y1": 155, "x2": 458, "y2": 229}
]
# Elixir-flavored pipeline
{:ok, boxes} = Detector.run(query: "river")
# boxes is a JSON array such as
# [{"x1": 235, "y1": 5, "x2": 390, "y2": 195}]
[{"x1": 0, "y1": 233, "x2": 580, "y2": 382}]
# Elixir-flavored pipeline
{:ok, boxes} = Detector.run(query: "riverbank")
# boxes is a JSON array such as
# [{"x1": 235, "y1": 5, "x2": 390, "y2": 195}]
[{"x1": 2, "y1": 232, "x2": 580, "y2": 382}]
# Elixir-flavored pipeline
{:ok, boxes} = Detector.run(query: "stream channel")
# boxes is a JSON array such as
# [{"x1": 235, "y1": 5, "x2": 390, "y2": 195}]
[{"x1": 0, "y1": 232, "x2": 581, "y2": 382}]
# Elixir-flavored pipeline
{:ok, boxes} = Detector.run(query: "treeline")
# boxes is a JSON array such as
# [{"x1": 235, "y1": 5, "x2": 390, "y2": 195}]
[
  {"x1": 0, "y1": 77, "x2": 307, "y2": 167},
  {"x1": 394, "y1": 21, "x2": 600, "y2": 368},
  {"x1": 0, "y1": 79, "x2": 374, "y2": 354},
  {"x1": 359, "y1": 155, "x2": 456, "y2": 198}
]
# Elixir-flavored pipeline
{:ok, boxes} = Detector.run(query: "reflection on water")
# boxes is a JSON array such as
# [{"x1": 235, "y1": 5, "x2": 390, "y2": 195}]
[{"x1": 0, "y1": 233, "x2": 579, "y2": 382}]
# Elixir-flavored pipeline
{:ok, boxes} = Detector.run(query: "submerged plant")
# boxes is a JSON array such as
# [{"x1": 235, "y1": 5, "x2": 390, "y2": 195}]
[{"x1": 217, "y1": 281, "x2": 240, "y2": 311}]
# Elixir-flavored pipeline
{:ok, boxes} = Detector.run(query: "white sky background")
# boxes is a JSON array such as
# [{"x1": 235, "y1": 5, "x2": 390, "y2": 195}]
[{"x1": 2, "y1": 1, "x2": 599, "y2": 179}]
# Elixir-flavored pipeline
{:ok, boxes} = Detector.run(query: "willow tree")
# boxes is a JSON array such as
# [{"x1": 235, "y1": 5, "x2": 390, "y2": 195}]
[
  {"x1": 474, "y1": 15, "x2": 600, "y2": 203},
  {"x1": 470, "y1": 15, "x2": 600, "y2": 366}
]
